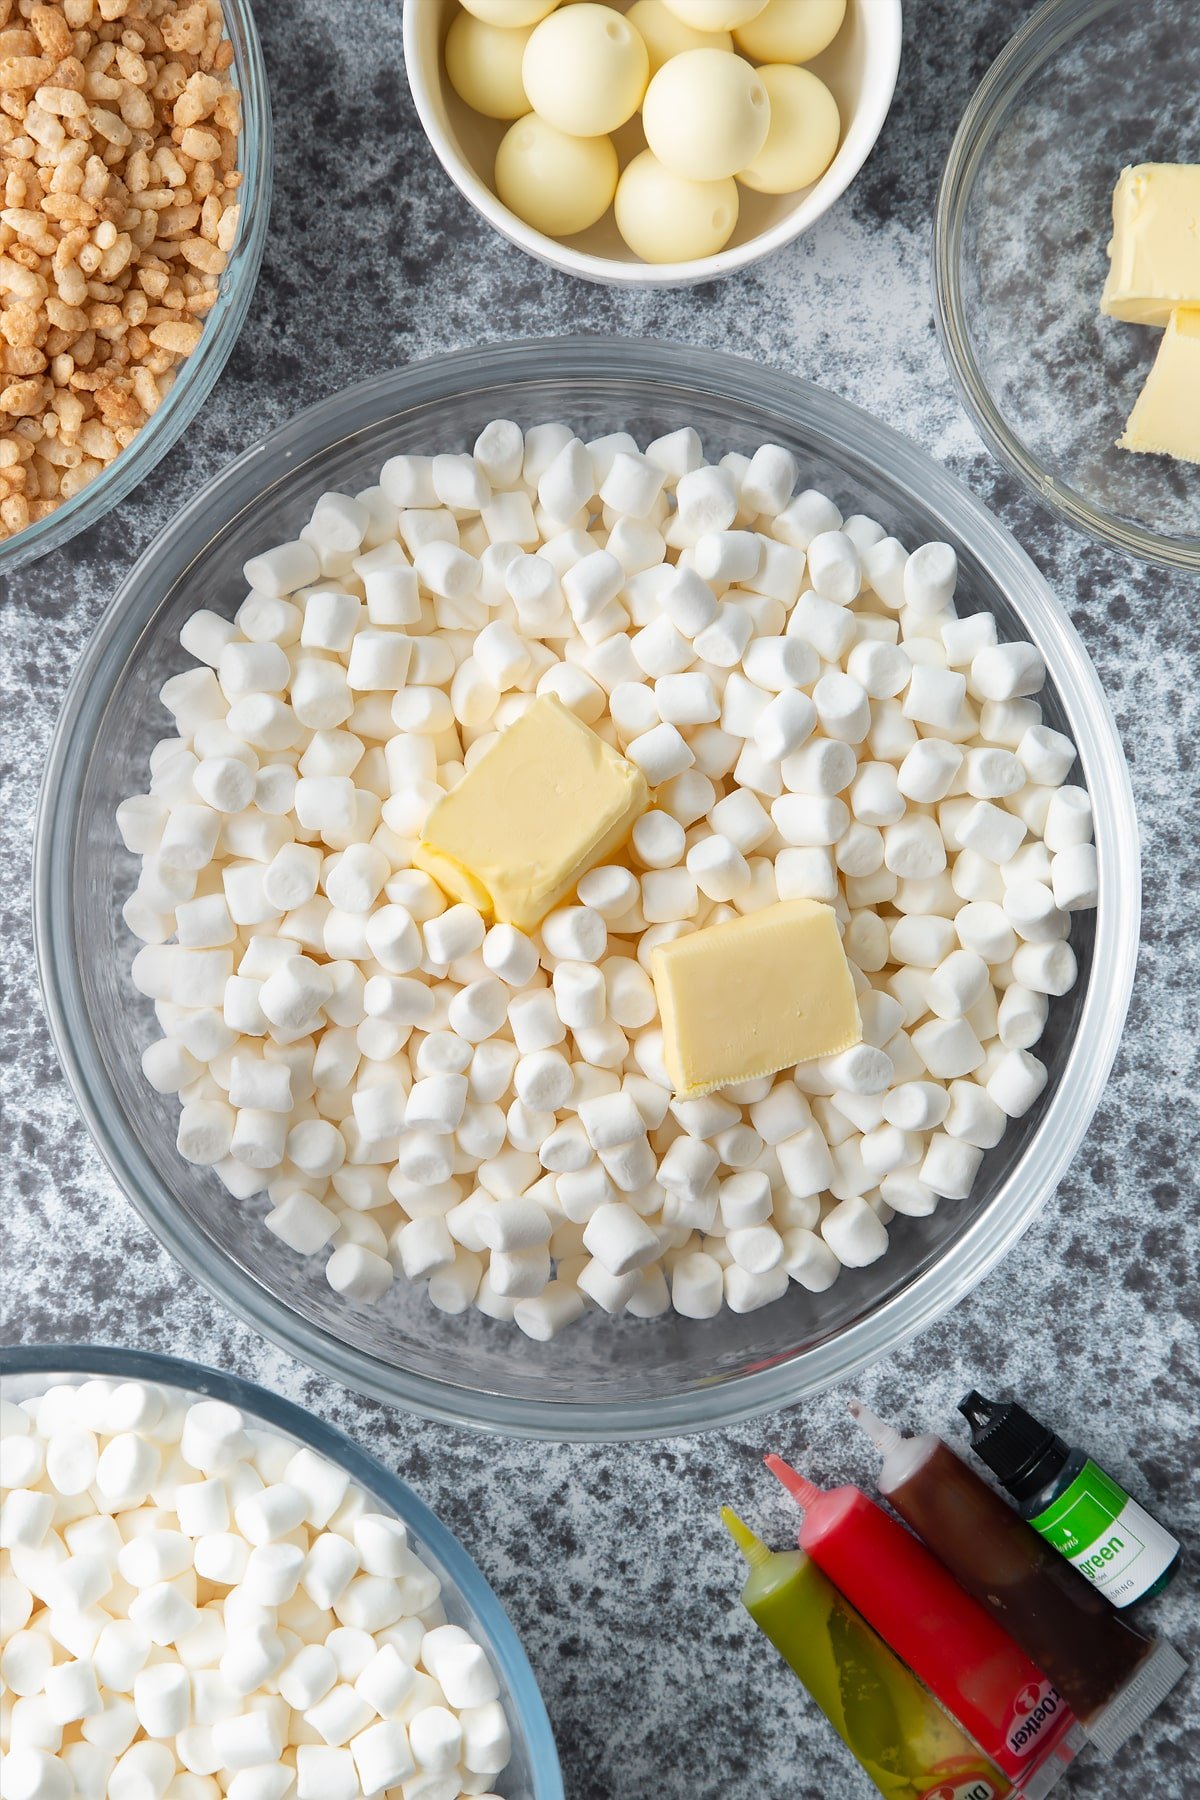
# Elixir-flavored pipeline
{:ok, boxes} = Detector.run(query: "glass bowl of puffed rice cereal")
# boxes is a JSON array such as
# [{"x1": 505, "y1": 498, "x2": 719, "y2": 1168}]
[
  {"x1": 32, "y1": 338, "x2": 1140, "y2": 1440},
  {"x1": 0, "y1": 1342, "x2": 563, "y2": 1798},
  {"x1": 0, "y1": 0, "x2": 271, "y2": 573}
]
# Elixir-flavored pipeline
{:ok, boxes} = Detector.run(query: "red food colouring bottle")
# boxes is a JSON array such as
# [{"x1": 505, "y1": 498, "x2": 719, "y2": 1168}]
[{"x1": 765, "y1": 1454, "x2": 1079, "y2": 1790}]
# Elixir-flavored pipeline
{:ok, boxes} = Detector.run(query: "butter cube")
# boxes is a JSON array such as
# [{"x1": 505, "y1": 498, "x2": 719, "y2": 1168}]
[
  {"x1": 1101, "y1": 164, "x2": 1200, "y2": 328},
  {"x1": 650, "y1": 899, "x2": 862, "y2": 1099},
  {"x1": 415, "y1": 694, "x2": 648, "y2": 930},
  {"x1": 1118, "y1": 308, "x2": 1200, "y2": 466}
]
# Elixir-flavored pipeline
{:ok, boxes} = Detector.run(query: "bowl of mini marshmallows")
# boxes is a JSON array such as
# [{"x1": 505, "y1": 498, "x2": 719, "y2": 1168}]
[
  {"x1": 0, "y1": 0, "x2": 272, "y2": 573},
  {"x1": 0, "y1": 1344, "x2": 562, "y2": 1799},
  {"x1": 402, "y1": 0, "x2": 902, "y2": 284},
  {"x1": 34, "y1": 337, "x2": 1139, "y2": 1439}
]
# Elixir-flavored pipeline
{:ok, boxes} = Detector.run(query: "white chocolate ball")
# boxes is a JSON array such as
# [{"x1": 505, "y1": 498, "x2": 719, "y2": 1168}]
[
  {"x1": 614, "y1": 148, "x2": 739, "y2": 262},
  {"x1": 445, "y1": 13, "x2": 532, "y2": 119},
  {"x1": 460, "y1": 0, "x2": 560, "y2": 25},
  {"x1": 733, "y1": 0, "x2": 846, "y2": 62},
  {"x1": 642, "y1": 48, "x2": 770, "y2": 181},
  {"x1": 495, "y1": 114, "x2": 619, "y2": 236},
  {"x1": 627, "y1": 0, "x2": 732, "y2": 73},
  {"x1": 737, "y1": 63, "x2": 840, "y2": 193},
  {"x1": 662, "y1": 0, "x2": 769, "y2": 29},
  {"x1": 522, "y1": 3, "x2": 650, "y2": 138}
]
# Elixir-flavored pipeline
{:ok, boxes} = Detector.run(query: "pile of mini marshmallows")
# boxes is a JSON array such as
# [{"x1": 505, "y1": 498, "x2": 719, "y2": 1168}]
[
  {"x1": 116, "y1": 417, "x2": 1098, "y2": 1338},
  {"x1": 0, "y1": 1379, "x2": 510, "y2": 1800}
]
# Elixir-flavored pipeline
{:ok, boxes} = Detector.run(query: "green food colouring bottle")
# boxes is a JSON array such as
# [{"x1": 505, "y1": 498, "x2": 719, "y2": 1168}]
[
  {"x1": 720, "y1": 1507, "x2": 1012, "y2": 1800},
  {"x1": 958, "y1": 1393, "x2": 1181, "y2": 1609}
]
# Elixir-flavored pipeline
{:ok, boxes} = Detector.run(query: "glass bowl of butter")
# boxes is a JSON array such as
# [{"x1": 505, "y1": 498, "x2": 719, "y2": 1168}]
[
  {"x1": 934, "y1": 0, "x2": 1200, "y2": 573},
  {"x1": 34, "y1": 337, "x2": 1139, "y2": 1440}
]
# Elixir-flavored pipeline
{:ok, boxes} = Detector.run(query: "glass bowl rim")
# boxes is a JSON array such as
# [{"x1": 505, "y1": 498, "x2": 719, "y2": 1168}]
[
  {"x1": 0, "y1": 0, "x2": 273, "y2": 576},
  {"x1": 0, "y1": 1340, "x2": 565, "y2": 1800},
  {"x1": 32, "y1": 334, "x2": 1141, "y2": 1441},
  {"x1": 931, "y1": 0, "x2": 1200, "y2": 575}
]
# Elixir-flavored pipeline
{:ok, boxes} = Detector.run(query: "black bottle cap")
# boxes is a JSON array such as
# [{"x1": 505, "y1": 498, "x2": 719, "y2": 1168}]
[{"x1": 957, "y1": 1390, "x2": 1070, "y2": 1503}]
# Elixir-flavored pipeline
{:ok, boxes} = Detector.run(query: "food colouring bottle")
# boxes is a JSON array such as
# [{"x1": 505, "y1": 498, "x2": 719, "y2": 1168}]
[
  {"x1": 957, "y1": 1391, "x2": 1181, "y2": 1608},
  {"x1": 851, "y1": 1402, "x2": 1186, "y2": 1762},
  {"x1": 721, "y1": 1508, "x2": 1013, "y2": 1800},
  {"x1": 764, "y1": 1454, "x2": 1077, "y2": 1793}
]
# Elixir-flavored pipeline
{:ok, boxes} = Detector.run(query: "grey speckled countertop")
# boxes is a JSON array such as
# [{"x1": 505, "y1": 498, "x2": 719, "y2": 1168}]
[{"x1": 3, "y1": 2, "x2": 1198, "y2": 1795}]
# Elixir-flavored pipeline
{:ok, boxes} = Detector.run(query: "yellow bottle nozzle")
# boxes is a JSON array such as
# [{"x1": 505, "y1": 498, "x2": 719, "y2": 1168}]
[{"x1": 720, "y1": 1505, "x2": 772, "y2": 1568}]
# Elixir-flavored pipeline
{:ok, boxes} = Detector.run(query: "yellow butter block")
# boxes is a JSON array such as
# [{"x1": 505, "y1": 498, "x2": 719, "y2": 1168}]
[
  {"x1": 415, "y1": 694, "x2": 649, "y2": 931},
  {"x1": 1118, "y1": 307, "x2": 1200, "y2": 466},
  {"x1": 650, "y1": 899, "x2": 863, "y2": 1100},
  {"x1": 1101, "y1": 164, "x2": 1200, "y2": 328}
]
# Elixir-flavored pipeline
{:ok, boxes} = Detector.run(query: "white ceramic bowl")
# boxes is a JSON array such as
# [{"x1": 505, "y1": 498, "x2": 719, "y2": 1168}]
[{"x1": 402, "y1": 0, "x2": 902, "y2": 286}]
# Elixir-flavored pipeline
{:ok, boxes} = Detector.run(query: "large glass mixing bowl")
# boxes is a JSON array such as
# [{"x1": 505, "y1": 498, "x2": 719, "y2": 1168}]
[
  {"x1": 33, "y1": 339, "x2": 1139, "y2": 1440},
  {"x1": 0, "y1": 1343, "x2": 562, "y2": 1800}
]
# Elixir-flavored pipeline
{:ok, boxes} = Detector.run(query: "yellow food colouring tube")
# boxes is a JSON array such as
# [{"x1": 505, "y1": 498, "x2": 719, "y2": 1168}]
[{"x1": 721, "y1": 1508, "x2": 1013, "y2": 1800}]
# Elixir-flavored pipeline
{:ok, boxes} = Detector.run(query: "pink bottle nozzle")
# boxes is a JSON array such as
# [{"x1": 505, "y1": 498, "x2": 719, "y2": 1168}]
[
  {"x1": 848, "y1": 1399, "x2": 903, "y2": 1457},
  {"x1": 763, "y1": 1453, "x2": 823, "y2": 1511}
]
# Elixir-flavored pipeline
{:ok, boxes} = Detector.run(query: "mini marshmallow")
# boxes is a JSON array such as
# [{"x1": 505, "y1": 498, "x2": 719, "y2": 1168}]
[
  {"x1": 566, "y1": 873, "x2": 636, "y2": 936},
  {"x1": 942, "y1": 1072, "x2": 1007, "y2": 1144},
  {"x1": 880, "y1": 816, "x2": 946, "y2": 880},
  {"x1": 693, "y1": 529, "x2": 760, "y2": 586},
  {"x1": 897, "y1": 738, "x2": 962, "y2": 803},
  {"x1": 325, "y1": 1244, "x2": 394, "y2": 1303},
  {"x1": 693, "y1": 602, "x2": 753, "y2": 668},
  {"x1": 910, "y1": 1016, "x2": 984, "y2": 1079},
  {"x1": 350, "y1": 1717, "x2": 415, "y2": 1793},
  {"x1": 822, "y1": 1196, "x2": 888, "y2": 1266},
  {"x1": 806, "y1": 531, "x2": 861, "y2": 603},
  {"x1": 903, "y1": 542, "x2": 957, "y2": 614},
  {"x1": 625, "y1": 722, "x2": 695, "y2": 786},
  {"x1": 686, "y1": 834, "x2": 751, "y2": 901},
  {"x1": 849, "y1": 761, "x2": 905, "y2": 828},
  {"x1": 790, "y1": 590, "x2": 855, "y2": 661},
  {"x1": 918, "y1": 1133, "x2": 984, "y2": 1200},
  {"x1": 847, "y1": 638, "x2": 911, "y2": 701},
  {"x1": 752, "y1": 537, "x2": 806, "y2": 605},
  {"x1": 964, "y1": 746, "x2": 1023, "y2": 799},
  {"x1": 1018, "y1": 723, "x2": 1076, "y2": 786},
  {"x1": 741, "y1": 636, "x2": 815, "y2": 697},
  {"x1": 818, "y1": 1043, "x2": 893, "y2": 1097},
  {"x1": 986, "y1": 1048, "x2": 1048, "y2": 1118},
  {"x1": 970, "y1": 641, "x2": 1046, "y2": 702},
  {"x1": 754, "y1": 690, "x2": 816, "y2": 763},
  {"x1": 640, "y1": 868, "x2": 699, "y2": 924},
  {"x1": 812, "y1": 671, "x2": 870, "y2": 743},
  {"x1": 995, "y1": 982, "x2": 1047, "y2": 1050},
  {"x1": 552, "y1": 961, "x2": 607, "y2": 1030},
  {"x1": 562, "y1": 549, "x2": 623, "y2": 626},
  {"x1": 1043, "y1": 784, "x2": 1093, "y2": 851},
  {"x1": 1004, "y1": 880, "x2": 1068, "y2": 945},
  {"x1": 1009, "y1": 939, "x2": 1077, "y2": 1004},
  {"x1": 772, "y1": 794, "x2": 849, "y2": 847},
  {"x1": 737, "y1": 443, "x2": 794, "y2": 517},
  {"x1": 632, "y1": 810, "x2": 686, "y2": 870},
  {"x1": 903, "y1": 664, "x2": 966, "y2": 730},
  {"x1": 541, "y1": 905, "x2": 607, "y2": 964},
  {"x1": 1050, "y1": 842, "x2": 1098, "y2": 912},
  {"x1": 925, "y1": 950, "x2": 990, "y2": 1020}
]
